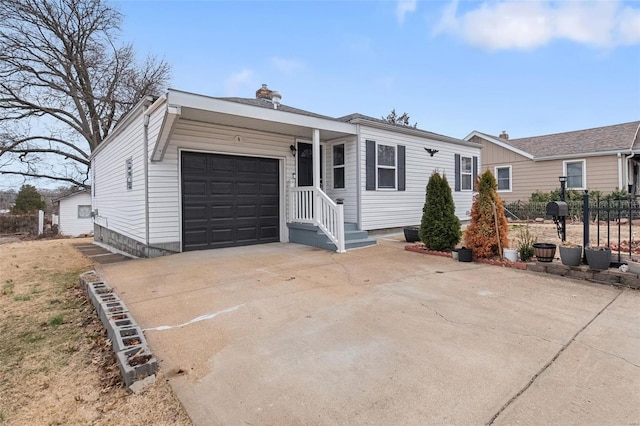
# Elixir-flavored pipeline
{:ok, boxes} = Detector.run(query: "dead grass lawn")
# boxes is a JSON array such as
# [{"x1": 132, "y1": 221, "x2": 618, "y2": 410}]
[{"x1": 0, "y1": 238, "x2": 191, "y2": 425}]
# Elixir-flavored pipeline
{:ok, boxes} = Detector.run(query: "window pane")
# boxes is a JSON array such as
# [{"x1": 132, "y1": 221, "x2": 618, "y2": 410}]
[
  {"x1": 377, "y1": 145, "x2": 395, "y2": 167},
  {"x1": 567, "y1": 162, "x2": 583, "y2": 188},
  {"x1": 334, "y1": 167, "x2": 345, "y2": 189},
  {"x1": 497, "y1": 167, "x2": 510, "y2": 190},
  {"x1": 461, "y1": 157, "x2": 472, "y2": 173},
  {"x1": 78, "y1": 205, "x2": 92, "y2": 219},
  {"x1": 333, "y1": 144, "x2": 344, "y2": 166},
  {"x1": 461, "y1": 174, "x2": 472, "y2": 191},
  {"x1": 378, "y1": 168, "x2": 395, "y2": 188}
]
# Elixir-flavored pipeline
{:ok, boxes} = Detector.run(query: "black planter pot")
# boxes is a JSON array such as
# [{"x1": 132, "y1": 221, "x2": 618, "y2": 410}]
[
  {"x1": 458, "y1": 247, "x2": 472, "y2": 262},
  {"x1": 403, "y1": 226, "x2": 420, "y2": 243},
  {"x1": 533, "y1": 243, "x2": 556, "y2": 263}
]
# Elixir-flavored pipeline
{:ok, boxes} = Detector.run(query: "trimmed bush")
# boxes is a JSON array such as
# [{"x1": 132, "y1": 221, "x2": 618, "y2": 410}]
[
  {"x1": 464, "y1": 170, "x2": 509, "y2": 258},
  {"x1": 419, "y1": 171, "x2": 461, "y2": 251}
]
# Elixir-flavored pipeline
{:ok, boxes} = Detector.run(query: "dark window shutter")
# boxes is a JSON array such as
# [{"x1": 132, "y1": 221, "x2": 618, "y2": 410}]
[
  {"x1": 366, "y1": 140, "x2": 376, "y2": 190},
  {"x1": 454, "y1": 154, "x2": 461, "y2": 192},
  {"x1": 398, "y1": 145, "x2": 406, "y2": 191},
  {"x1": 473, "y1": 156, "x2": 478, "y2": 191}
]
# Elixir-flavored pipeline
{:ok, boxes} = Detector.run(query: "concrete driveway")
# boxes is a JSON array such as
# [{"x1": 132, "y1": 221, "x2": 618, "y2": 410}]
[{"x1": 97, "y1": 236, "x2": 640, "y2": 425}]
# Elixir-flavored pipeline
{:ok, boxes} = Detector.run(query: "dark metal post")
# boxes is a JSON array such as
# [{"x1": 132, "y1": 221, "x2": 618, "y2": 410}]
[
  {"x1": 559, "y1": 178, "x2": 566, "y2": 242},
  {"x1": 583, "y1": 190, "x2": 589, "y2": 263}
]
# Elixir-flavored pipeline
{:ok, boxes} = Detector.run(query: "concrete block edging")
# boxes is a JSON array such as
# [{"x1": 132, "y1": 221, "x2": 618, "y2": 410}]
[{"x1": 79, "y1": 270, "x2": 157, "y2": 389}]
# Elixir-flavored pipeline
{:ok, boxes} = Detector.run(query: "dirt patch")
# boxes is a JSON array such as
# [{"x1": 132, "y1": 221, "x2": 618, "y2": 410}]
[{"x1": 0, "y1": 238, "x2": 192, "y2": 425}]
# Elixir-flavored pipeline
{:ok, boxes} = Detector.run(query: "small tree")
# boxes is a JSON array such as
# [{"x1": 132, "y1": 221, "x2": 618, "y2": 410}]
[
  {"x1": 419, "y1": 171, "x2": 461, "y2": 251},
  {"x1": 383, "y1": 108, "x2": 417, "y2": 128},
  {"x1": 464, "y1": 170, "x2": 509, "y2": 258},
  {"x1": 12, "y1": 184, "x2": 45, "y2": 214}
]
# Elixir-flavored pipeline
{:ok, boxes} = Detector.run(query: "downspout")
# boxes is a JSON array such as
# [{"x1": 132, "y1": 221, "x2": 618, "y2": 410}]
[
  {"x1": 143, "y1": 110, "x2": 150, "y2": 254},
  {"x1": 618, "y1": 152, "x2": 623, "y2": 190},
  {"x1": 355, "y1": 123, "x2": 362, "y2": 230}
]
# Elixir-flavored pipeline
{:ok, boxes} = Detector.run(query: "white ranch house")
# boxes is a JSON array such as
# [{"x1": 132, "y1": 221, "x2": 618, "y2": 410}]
[{"x1": 90, "y1": 85, "x2": 481, "y2": 257}]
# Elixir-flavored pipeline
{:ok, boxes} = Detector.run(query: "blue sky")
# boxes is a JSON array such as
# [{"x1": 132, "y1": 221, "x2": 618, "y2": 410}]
[{"x1": 116, "y1": 0, "x2": 640, "y2": 140}]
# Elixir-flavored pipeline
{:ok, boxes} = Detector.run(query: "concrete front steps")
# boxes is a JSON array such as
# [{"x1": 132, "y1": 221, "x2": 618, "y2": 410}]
[{"x1": 288, "y1": 222, "x2": 377, "y2": 251}]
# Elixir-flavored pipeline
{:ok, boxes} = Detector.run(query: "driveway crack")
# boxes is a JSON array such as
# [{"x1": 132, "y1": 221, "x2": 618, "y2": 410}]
[
  {"x1": 486, "y1": 288, "x2": 625, "y2": 425},
  {"x1": 574, "y1": 340, "x2": 640, "y2": 369}
]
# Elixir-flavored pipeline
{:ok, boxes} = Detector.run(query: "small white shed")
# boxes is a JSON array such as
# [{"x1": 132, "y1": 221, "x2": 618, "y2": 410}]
[{"x1": 57, "y1": 191, "x2": 93, "y2": 237}]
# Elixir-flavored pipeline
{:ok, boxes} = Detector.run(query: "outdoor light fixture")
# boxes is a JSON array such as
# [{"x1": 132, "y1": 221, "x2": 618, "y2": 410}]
[
  {"x1": 559, "y1": 176, "x2": 567, "y2": 184},
  {"x1": 289, "y1": 144, "x2": 297, "y2": 157}
]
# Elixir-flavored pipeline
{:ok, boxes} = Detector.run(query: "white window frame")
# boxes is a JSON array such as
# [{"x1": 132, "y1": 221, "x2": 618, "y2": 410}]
[
  {"x1": 495, "y1": 165, "x2": 512, "y2": 192},
  {"x1": 376, "y1": 143, "x2": 396, "y2": 190},
  {"x1": 77, "y1": 205, "x2": 92, "y2": 219},
  {"x1": 460, "y1": 156, "x2": 473, "y2": 191},
  {"x1": 333, "y1": 144, "x2": 345, "y2": 189},
  {"x1": 563, "y1": 159, "x2": 586, "y2": 190}
]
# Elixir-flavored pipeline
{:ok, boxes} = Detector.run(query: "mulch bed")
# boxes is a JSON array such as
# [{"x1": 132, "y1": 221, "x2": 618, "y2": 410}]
[{"x1": 405, "y1": 244, "x2": 528, "y2": 270}]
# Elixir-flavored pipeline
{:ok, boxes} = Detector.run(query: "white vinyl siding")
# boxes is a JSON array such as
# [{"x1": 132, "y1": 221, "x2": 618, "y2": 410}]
[
  {"x1": 495, "y1": 165, "x2": 512, "y2": 192},
  {"x1": 359, "y1": 125, "x2": 479, "y2": 230},
  {"x1": 91, "y1": 110, "x2": 146, "y2": 243},
  {"x1": 58, "y1": 192, "x2": 93, "y2": 237}
]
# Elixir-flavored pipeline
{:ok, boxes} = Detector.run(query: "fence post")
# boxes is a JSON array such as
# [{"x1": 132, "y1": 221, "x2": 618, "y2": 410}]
[
  {"x1": 38, "y1": 210, "x2": 44, "y2": 235},
  {"x1": 583, "y1": 190, "x2": 589, "y2": 263}
]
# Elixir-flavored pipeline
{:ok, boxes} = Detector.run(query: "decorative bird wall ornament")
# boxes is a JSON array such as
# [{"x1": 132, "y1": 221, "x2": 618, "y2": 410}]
[{"x1": 424, "y1": 148, "x2": 439, "y2": 157}]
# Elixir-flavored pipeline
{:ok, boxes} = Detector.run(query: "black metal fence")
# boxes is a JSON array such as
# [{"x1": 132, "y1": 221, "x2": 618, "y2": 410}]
[{"x1": 582, "y1": 190, "x2": 640, "y2": 264}]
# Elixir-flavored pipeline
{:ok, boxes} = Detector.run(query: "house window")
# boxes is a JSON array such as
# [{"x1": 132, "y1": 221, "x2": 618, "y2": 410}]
[
  {"x1": 495, "y1": 166, "x2": 512, "y2": 192},
  {"x1": 564, "y1": 160, "x2": 585, "y2": 189},
  {"x1": 333, "y1": 144, "x2": 345, "y2": 189},
  {"x1": 461, "y1": 156, "x2": 473, "y2": 191},
  {"x1": 126, "y1": 158, "x2": 133, "y2": 190},
  {"x1": 377, "y1": 144, "x2": 396, "y2": 189},
  {"x1": 78, "y1": 205, "x2": 92, "y2": 219}
]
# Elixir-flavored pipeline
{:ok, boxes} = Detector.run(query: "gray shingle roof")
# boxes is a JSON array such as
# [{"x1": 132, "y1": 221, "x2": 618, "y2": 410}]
[{"x1": 492, "y1": 121, "x2": 640, "y2": 158}]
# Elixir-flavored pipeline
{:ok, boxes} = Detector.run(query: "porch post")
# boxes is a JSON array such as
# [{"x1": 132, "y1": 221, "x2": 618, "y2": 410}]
[{"x1": 312, "y1": 128, "x2": 320, "y2": 226}]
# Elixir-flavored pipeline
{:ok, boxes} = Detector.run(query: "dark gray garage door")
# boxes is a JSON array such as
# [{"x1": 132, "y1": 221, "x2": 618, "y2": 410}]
[{"x1": 181, "y1": 152, "x2": 280, "y2": 251}]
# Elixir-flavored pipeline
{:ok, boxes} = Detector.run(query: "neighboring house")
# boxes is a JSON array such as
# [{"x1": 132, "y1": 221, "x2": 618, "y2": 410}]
[
  {"x1": 56, "y1": 190, "x2": 93, "y2": 237},
  {"x1": 466, "y1": 121, "x2": 640, "y2": 203},
  {"x1": 91, "y1": 85, "x2": 481, "y2": 257}
]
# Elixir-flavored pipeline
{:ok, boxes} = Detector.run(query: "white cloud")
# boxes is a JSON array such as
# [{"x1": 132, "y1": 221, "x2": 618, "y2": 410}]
[
  {"x1": 270, "y1": 56, "x2": 304, "y2": 75},
  {"x1": 433, "y1": 0, "x2": 640, "y2": 50},
  {"x1": 397, "y1": 0, "x2": 417, "y2": 24},
  {"x1": 224, "y1": 69, "x2": 254, "y2": 96}
]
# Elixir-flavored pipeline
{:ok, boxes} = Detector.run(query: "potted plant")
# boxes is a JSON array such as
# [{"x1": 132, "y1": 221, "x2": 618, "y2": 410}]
[
  {"x1": 516, "y1": 224, "x2": 536, "y2": 262},
  {"x1": 584, "y1": 245, "x2": 612, "y2": 270},
  {"x1": 533, "y1": 242, "x2": 556, "y2": 263},
  {"x1": 559, "y1": 242, "x2": 582, "y2": 266}
]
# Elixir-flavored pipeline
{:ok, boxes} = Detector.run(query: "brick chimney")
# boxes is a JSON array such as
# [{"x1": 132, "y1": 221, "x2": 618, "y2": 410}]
[
  {"x1": 499, "y1": 131, "x2": 509, "y2": 140},
  {"x1": 256, "y1": 84, "x2": 272, "y2": 100}
]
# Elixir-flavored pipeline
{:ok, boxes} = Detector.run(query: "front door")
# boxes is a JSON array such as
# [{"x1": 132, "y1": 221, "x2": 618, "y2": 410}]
[{"x1": 297, "y1": 142, "x2": 323, "y2": 188}]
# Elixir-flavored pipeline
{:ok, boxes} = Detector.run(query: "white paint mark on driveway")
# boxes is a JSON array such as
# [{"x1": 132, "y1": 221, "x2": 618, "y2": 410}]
[{"x1": 143, "y1": 303, "x2": 245, "y2": 332}]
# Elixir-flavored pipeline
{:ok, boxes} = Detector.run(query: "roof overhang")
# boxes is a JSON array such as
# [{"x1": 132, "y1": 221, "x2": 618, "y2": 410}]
[{"x1": 151, "y1": 89, "x2": 358, "y2": 161}]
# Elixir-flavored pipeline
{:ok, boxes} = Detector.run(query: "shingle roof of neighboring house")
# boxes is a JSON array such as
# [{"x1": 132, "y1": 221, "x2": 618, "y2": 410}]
[{"x1": 477, "y1": 121, "x2": 640, "y2": 158}]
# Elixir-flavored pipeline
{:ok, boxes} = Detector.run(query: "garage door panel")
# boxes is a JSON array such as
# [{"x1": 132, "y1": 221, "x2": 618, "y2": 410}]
[
  {"x1": 210, "y1": 181, "x2": 234, "y2": 195},
  {"x1": 182, "y1": 152, "x2": 280, "y2": 251}
]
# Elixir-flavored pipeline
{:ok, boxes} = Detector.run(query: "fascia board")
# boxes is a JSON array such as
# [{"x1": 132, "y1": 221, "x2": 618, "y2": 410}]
[
  {"x1": 167, "y1": 89, "x2": 357, "y2": 135},
  {"x1": 465, "y1": 130, "x2": 533, "y2": 159}
]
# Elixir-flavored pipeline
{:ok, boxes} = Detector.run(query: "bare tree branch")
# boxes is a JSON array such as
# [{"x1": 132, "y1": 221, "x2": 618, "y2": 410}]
[{"x1": 0, "y1": 0, "x2": 171, "y2": 187}]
